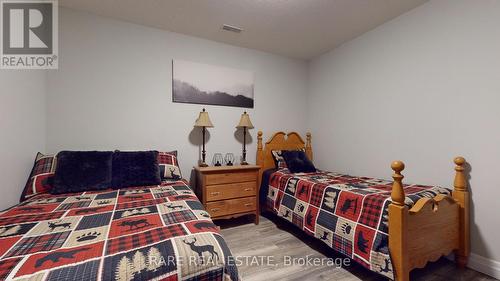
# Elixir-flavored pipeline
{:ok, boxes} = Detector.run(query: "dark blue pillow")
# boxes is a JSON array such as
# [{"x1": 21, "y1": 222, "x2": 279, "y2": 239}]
[
  {"x1": 112, "y1": 151, "x2": 161, "y2": 188},
  {"x1": 52, "y1": 151, "x2": 113, "y2": 194},
  {"x1": 281, "y1": 150, "x2": 316, "y2": 173}
]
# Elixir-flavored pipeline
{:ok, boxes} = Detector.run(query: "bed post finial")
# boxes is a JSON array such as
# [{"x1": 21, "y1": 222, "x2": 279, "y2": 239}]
[
  {"x1": 391, "y1": 161, "x2": 405, "y2": 206},
  {"x1": 305, "y1": 132, "x2": 313, "y2": 160},
  {"x1": 257, "y1": 131, "x2": 263, "y2": 151},
  {"x1": 452, "y1": 156, "x2": 469, "y2": 268},
  {"x1": 454, "y1": 157, "x2": 466, "y2": 192}
]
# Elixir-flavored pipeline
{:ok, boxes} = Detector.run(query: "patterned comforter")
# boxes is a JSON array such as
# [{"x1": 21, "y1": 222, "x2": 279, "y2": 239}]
[
  {"x1": 264, "y1": 169, "x2": 451, "y2": 280},
  {"x1": 0, "y1": 180, "x2": 239, "y2": 281}
]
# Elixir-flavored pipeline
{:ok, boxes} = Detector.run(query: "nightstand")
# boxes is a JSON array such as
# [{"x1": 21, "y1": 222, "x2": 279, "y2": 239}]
[{"x1": 194, "y1": 165, "x2": 260, "y2": 224}]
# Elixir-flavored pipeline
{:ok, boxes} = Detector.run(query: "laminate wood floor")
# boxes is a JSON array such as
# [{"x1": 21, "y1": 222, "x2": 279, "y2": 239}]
[{"x1": 218, "y1": 215, "x2": 496, "y2": 281}]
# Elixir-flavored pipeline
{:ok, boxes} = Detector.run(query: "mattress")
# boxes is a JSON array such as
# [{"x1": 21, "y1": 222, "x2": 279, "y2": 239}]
[
  {"x1": 261, "y1": 169, "x2": 451, "y2": 279},
  {"x1": 0, "y1": 180, "x2": 239, "y2": 281}
]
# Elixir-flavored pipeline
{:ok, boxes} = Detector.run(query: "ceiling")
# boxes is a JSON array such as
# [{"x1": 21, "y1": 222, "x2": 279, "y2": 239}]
[{"x1": 59, "y1": 0, "x2": 429, "y2": 60}]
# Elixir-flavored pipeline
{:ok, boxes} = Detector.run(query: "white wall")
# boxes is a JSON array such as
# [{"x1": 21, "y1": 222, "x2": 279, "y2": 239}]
[
  {"x1": 0, "y1": 70, "x2": 46, "y2": 210},
  {"x1": 308, "y1": 0, "x2": 500, "y2": 274},
  {"x1": 46, "y1": 8, "x2": 308, "y2": 180}
]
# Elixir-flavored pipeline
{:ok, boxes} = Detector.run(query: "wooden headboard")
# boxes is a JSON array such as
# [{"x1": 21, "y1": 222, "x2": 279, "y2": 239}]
[{"x1": 256, "y1": 131, "x2": 313, "y2": 182}]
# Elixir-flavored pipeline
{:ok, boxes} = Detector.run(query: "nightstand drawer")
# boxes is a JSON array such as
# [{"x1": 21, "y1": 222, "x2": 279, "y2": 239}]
[
  {"x1": 206, "y1": 182, "x2": 256, "y2": 201},
  {"x1": 206, "y1": 197, "x2": 256, "y2": 217},
  {"x1": 205, "y1": 171, "x2": 256, "y2": 185}
]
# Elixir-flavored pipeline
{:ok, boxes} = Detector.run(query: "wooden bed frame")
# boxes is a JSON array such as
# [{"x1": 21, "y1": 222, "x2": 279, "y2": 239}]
[{"x1": 256, "y1": 131, "x2": 470, "y2": 281}]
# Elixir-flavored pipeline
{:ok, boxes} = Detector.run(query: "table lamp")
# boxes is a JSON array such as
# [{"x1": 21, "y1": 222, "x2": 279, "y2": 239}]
[
  {"x1": 236, "y1": 111, "x2": 254, "y2": 165},
  {"x1": 194, "y1": 108, "x2": 214, "y2": 167}
]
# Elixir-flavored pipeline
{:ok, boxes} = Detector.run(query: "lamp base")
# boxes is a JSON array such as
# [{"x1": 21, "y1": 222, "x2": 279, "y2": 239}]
[
  {"x1": 240, "y1": 161, "x2": 249, "y2": 165},
  {"x1": 199, "y1": 162, "x2": 209, "y2": 167}
]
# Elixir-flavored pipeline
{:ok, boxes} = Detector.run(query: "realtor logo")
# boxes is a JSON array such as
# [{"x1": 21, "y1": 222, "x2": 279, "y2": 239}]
[{"x1": 1, "y1": 0, "x2": 58, "y2": 69}]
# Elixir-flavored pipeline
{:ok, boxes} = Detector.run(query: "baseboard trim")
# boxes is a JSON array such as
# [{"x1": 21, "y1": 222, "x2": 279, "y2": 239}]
[{"x1": 468, "y1": 253, "x2": 500, "y2": 279}]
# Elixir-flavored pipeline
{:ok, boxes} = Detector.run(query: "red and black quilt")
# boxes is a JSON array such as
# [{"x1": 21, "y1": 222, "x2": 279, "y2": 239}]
[
  {"x1": 265, "y1": 169, "x2": 451, "y2": 280},
  {"x1": 0, "y1": 180, "x2": 239, "y2": 281}
]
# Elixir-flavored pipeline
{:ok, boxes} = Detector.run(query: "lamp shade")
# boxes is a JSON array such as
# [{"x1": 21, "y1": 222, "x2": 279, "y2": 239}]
[
  {"x1": 236, "y1": 111, "x2": 254, "y2": 128},
  {"x1": 194, "y1": 108, "x2": 214, "y2": 127}
]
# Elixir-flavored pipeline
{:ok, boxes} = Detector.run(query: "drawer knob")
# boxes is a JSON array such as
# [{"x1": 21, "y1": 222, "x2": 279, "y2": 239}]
[
  {"x1": 210, "y1": 192, "x2": 221, "y2": 196},
  {"x1": 244, "y1": 203, "x2": 252, "y2": 207},
  {"x1": 211, "y1": 208, "x2": 220, "y2": 212},
  {"x1": 244, "y1": 188, "x2": 253, "y2": 191}
]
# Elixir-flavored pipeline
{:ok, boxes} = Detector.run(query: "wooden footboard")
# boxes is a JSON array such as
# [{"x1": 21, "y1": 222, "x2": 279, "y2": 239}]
[{"x1": 389, "y1": 158, "x2": 470, "y2": 281}]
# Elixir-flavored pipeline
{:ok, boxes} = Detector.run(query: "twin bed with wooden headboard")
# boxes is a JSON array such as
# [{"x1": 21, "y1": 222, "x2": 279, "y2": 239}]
[{"x1": 256, "y1": 131, "x2": 470, "y2": 281}]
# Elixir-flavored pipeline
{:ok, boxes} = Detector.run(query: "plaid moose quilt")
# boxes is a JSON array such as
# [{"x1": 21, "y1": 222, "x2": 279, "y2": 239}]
[
  {"x1": 0, "y1": 180, "x2": 239, "y2": 281},
  {"x1": 265, "y1": 169, "x2": 451, "y2": 280}
]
